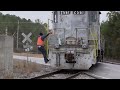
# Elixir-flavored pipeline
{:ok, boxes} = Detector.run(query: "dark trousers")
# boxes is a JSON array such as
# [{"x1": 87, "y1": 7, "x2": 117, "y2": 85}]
[{"x1": 38, "y1": 46, "x2": 48, "y2": 63}]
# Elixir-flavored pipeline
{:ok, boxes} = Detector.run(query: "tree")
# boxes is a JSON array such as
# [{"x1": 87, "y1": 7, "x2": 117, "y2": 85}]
[
  {"x1": 0, "y1": 12, "x2": 47, "y2": 53},
  {"x1": 35, "y1": 19, "x2": 43, "y2": 24},
  {"x1": 101, "y1": 11, "x2": 120, "y2": 59}
]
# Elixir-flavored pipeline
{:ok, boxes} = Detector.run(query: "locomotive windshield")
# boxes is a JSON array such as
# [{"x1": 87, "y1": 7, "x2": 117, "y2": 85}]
[{"x1": 90, "y1": 11, "x2": 97, "y2": 22}]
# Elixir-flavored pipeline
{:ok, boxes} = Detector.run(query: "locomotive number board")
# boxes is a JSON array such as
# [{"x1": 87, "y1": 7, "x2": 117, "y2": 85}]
[{"x1": 60, "y1": 11, "x2": 85, "y2": 15}]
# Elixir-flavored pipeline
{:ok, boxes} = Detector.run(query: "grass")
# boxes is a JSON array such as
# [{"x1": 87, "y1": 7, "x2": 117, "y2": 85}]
[
  {"x1": 3, "y1": 73, "x2": 14, "y2": 79},
  {"x1": 0, "y1": 59, "x2": 45, "y2": 79},
  {"x1": 13, "y1": 59, "x2": 42, "y2": 74},
  {"x1": 1, "y1": 53, "x2": 55, "y2": 79}
]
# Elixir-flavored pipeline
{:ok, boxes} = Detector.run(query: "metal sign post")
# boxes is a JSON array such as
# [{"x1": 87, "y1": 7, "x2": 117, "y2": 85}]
[
  {"x1": 22, "y1": 32, "x2": 32, "y2": 66},
  {"x1": 26, "y1": 41, "x2": 29, "y2": 62}
]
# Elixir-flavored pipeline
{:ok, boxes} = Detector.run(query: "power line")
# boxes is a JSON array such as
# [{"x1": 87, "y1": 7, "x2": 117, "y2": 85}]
[{"x1": 0, "y1": 22, "x2": 44, "y2": 23}]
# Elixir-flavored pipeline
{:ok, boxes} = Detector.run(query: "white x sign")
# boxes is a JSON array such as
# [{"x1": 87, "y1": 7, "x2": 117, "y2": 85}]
[{"x1": 22, "y1": 32, "x2": 32, "y2": 43}]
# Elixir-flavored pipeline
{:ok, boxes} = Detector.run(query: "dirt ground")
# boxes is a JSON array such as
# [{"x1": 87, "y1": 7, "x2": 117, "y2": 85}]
[{"x1": 0, "y1": 59, "x2": 57, "y2": 79}]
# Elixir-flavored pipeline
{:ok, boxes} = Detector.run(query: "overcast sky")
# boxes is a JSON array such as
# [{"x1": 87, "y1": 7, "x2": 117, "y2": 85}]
[{"x1": 0, "y1": 11, "x2": 108, "y2": 29}]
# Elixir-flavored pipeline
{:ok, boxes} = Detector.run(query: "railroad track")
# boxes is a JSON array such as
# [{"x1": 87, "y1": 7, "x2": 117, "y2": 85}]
[
  {"x1": 31, "y1": 70, "x2": 62, "y2": 79},
  {"x1": 31, "y1": 69, "x2": 102, "y2": 79}
]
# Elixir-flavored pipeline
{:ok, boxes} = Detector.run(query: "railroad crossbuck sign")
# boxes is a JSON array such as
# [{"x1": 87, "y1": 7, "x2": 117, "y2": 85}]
[{"x1": 22, "y1": 32, "x2": 32, "y2": 43}]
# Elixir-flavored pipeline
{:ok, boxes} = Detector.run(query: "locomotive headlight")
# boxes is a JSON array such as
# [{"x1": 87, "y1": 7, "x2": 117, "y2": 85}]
[
  {"x1": 81, "y1": 39, "x2": 88, "y2": 48},
  {"x1": 58, "y1": 38, "x2": 62, "y2": 45},
  {"x1": 70, "y1": 50, "x2": 74, "y2": 54},
  {"x1": 82, "y1": 39, "x2": 86, "y2": 44},
  {"x1": 54, "y1": 44, "x2": 60, "y2": 49},
  {"x1": 82, "y1": 44, "x2": 88, "y2": 49}
]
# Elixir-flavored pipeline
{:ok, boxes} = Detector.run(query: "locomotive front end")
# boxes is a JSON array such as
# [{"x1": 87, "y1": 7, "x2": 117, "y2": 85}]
[{"x1": 48, "y1": 11, "x2": 101, "y2": 70}]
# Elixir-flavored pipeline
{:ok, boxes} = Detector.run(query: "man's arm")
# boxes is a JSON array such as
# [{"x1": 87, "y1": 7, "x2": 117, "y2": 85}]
[{"x1": 41, "y1": 32, "x2": 52, "y2": 41}]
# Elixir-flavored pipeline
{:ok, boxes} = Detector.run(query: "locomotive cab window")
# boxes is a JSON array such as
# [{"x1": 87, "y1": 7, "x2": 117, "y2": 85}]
[
  {"x1": 73, "y1": 11, "x2": 85, "y2": 15},
  {"x1": 91, "y1": 11, "x2": 97, "y2": 22},
  {"x1": 53, "y1": 11, "x2": 58, "y2": 23}
]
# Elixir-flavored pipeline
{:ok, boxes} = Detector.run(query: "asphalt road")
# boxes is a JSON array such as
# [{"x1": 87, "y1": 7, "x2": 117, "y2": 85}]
[{"x1": 88, "y1": 62, "x2": 120, "y2": 79}]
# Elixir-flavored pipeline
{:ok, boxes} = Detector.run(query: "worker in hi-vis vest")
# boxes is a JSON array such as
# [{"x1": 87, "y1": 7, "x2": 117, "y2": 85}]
[{"x1": 37, "y1": 32, "x2": 52, "y2": 63}]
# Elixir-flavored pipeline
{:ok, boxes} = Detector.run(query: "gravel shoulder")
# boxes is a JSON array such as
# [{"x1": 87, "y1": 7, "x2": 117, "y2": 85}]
[{"x1": 73, "y1": 74, "x2": 95, "y2": 79}]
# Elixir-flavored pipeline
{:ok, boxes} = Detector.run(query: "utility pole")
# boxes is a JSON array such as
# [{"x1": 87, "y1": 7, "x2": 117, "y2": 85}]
[
  {"x1": 48, "y1": 19, "x2": 50, "y2": 30},
  {"x1": 17, "y1": 20, "x2": 19, "y2": 49},
  {"x1": 46, "y1": 19, "x2": 50, "y2": 57},
  {"x1": 5, "y1": 27, "x2": 8, "y2": 36},
  {"x1": 47, "y1": 19, "x2": 53, "y2": 56}
]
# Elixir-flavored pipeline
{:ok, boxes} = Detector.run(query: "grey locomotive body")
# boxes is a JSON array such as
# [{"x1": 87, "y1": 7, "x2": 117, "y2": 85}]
[{"x1": 48, "y1": 11, "x2": 103, "y2": 70}]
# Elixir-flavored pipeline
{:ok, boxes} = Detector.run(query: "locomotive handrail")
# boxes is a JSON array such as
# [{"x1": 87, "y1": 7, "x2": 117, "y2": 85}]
[
  {"x1": 89, "y1": 28, "x2": 98, "y2": 60},
  {"x1": 53, "y1": 28, "x2": 66, "y2": 44}
]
